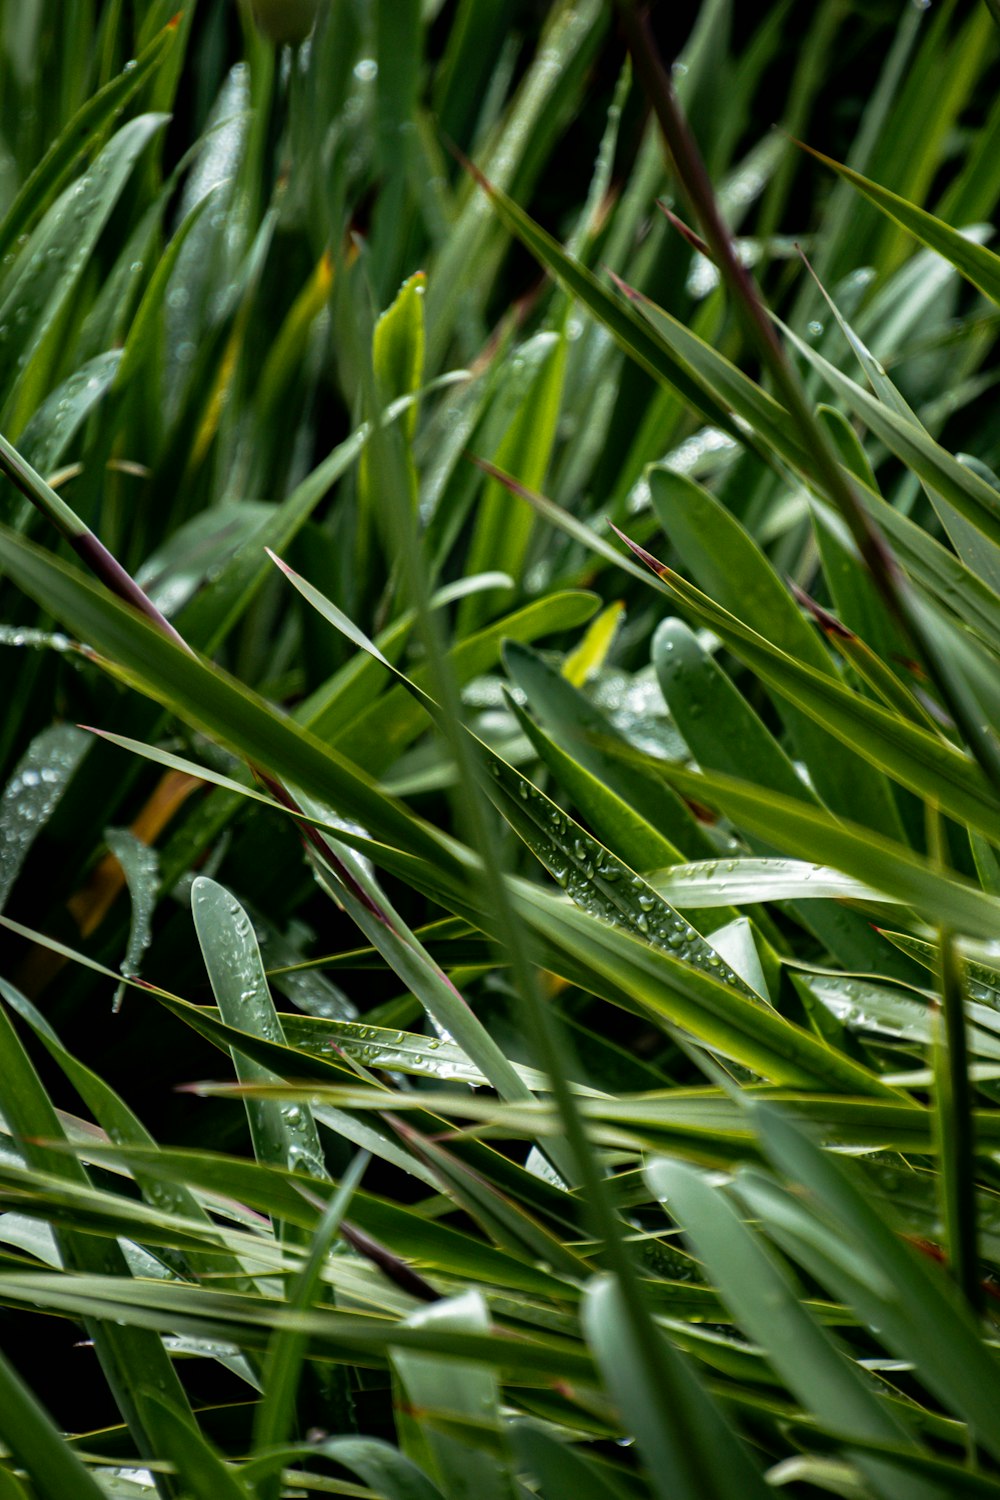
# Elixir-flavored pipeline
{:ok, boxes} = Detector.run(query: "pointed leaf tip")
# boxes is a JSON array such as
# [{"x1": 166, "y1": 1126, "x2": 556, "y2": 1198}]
[
  {"x1": 788, "y1": 580, "x2": 855, "y2": 640},
  {"x1": 655, "y1": 201, "x2": 711, "y2": 257},
  {"x1": 607, "y1": 522, "x2": 671, "y2": 580}
]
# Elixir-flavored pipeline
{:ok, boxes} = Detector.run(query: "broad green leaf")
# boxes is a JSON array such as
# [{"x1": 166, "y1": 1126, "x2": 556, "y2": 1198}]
[
  {"x1": 646, "y1": 1159, "x2": 917, "y2": 1451},
  {"x1": 391, "y1": 1292, "x2": 517, "y2": 1500},
  {"x1": 648, "y1": 469, "x2": 906, "y2": 842},
  {"x1": 583, "y1": 1274, "x2": 771, "y2": 1500},
  {"x1": 191, "y1": 877, "x2": 328, "y2": 1182},
  {"x1": 643, "y1": 757, "x2": 1000, "y2": 940}
]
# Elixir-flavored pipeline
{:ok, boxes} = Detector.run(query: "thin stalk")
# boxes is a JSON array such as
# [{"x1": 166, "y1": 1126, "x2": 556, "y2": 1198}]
[
  {"x1": 616, "y1": 0, "x2": 1000, "y2": 796},
  {"x1": 253, "y1": 1152, "x2": 369, "y2": 1500},
  {"x1": 928, "y1": 806, "x2": 980, "y2": 1313},
  {"x1": 352, "y1": 219, "x2": 708, "y2": 1450}
]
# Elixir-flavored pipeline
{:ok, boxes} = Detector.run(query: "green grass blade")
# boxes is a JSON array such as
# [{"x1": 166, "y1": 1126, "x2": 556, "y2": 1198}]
[
  {"x1": 0, "y1": 19, "x2": 177, "y2": 266},
  {"x1": 639, "y1": 758, "x2": 1000, "y2": 940},
  {"x1": 647, "y1": 1158, "x2": 918, "y2": 1450},
  {"x1": 191, "y1": 876, "x2": 328, "y2": 1181},
  {"x1": 582, "y1": 1273, "x2": 770, "y2": 1500},
  {"x1": 0, "y1": 1346, "x2": 106, "y2": 1500},
  {"x1": 252, "y1": 1151, "x2": 369, "y2": 1500},
  {"x1": 800, "y1": 141, "x2": 1000, "y2": 307}
]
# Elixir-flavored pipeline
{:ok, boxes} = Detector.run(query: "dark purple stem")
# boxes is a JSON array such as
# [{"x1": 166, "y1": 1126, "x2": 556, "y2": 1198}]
[{"x1": 616, "y1": 2, "x2": 902, "y2": 604}]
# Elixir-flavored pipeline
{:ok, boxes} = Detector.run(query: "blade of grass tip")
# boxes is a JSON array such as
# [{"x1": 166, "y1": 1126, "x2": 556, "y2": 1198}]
[
  {"x1": 253, "y1": 1151, "x2": 370, "y2": 1500},
  {"x1": 615, "y1": 1, "x2": 1000, "y2": 799},
  {"x1": 928, "y1": 806, "x2": 980, "y2": 1314},
  {"x1": 0, "y1": 432, "x2": 190, "y2": 650},
  {"x1": 467, "y1": 457, "x2": 654, "y2": 586}
]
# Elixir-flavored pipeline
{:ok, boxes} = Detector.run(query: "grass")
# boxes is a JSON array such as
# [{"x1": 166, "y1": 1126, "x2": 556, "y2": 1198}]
[{"x1": 2, "y1": 0, "x2": 1000, "y2": 1496}]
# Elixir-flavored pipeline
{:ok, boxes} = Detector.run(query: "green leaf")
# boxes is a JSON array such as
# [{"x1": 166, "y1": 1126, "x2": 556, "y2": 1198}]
[
  {"x1": 253, "y1": 1152, "x2": 369, "y2": 1500},
  {"x1": 0, "y1": 113, "x2": 169, "y2": 432},
  {"x1": 0, "y1": 522, "x2": 448, "y2": 867},
  {"x1": 648, "y1": 561, "x2": 1000, "y2": 846},
  {"x1": 504, "y1": 638, "x2": 715, "y2": 863},
  {"x1": 140, "y1": 1393, "x2": 249, "y2": 1500},
  {"x1": 329, "y1": 590, "x2": 599, "y2": 772},
  {"x1": 801, "y1": 142, "x2": 1000, "y2": 306},
  {"x1": 0, "y1": 724, "x2": 89, "y2": 911},
  {"x1": 242, "y1": 1436, "x2": 446, "y2": 1500},
  {"x1": 0, "y1": 1346, "x2": 106, "y2": 1500},
  {"x1": 191, "y1": 877, "x2": 328, "y2": 1182},
  {"x1": 0, "y1": 20, "x2": 177, "y2": 266},
  {"x1": 471, "y1": 170, "x2": 747, "y2": 442},
  {"x1": 642, "y1": 757, "x2": 1000, "y2": 940},
  {"x1": 510, "y1": 1423, "x2": 631, "y2": 1500},
  {"x1": 391, "y1": 1292, "x2": 517, "y2": 1500},
  {"x1": 0, "y1": 990, "x2": 195, "y2": 1481},
  {"x1": 742, "y1": 1107, "x2": 1000, "y2": 1459},
  {"x1": 647, "y1": 469, "x2": 906, "y2": 842},
  {"x1": 646, "y1": 1158, "x2": 916, "y2": 1448},
  {"x1": 582, "y1": 1274, "x2": 771, "y2": 1500}
]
